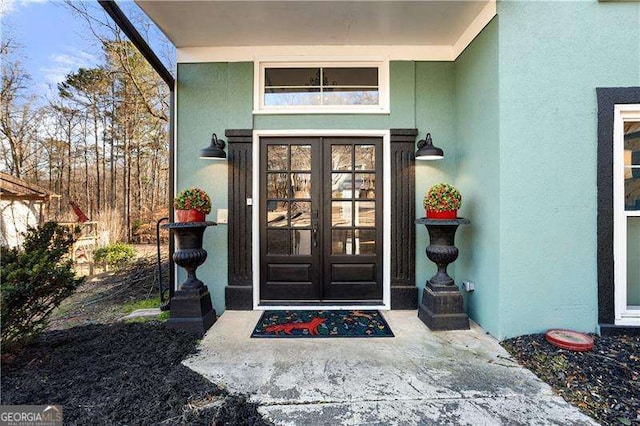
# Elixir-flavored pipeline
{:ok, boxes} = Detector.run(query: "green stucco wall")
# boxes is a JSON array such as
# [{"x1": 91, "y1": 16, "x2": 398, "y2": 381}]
[
  {"x1": 413, "y1": 63, "x2": 457, "y2": 301},
  {"x1": 496, "y1": 0, "x2": 640, "y2": 338},
  {"x1": 454, "y1": 18, "x2": 501, "y2": 336},
  {"x1": 176, "y1": 62, "x2": 252, "y2": 314}
]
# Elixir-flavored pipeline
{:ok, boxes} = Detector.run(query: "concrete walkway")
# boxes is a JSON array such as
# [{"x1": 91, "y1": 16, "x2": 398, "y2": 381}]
[{"x1": 184, "y1": 311, "x2": 597, "y2": 425}]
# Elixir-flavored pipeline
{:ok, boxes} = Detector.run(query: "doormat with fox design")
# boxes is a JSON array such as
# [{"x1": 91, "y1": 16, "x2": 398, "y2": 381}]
[{"x1": 251, "y1": 310, "x2": 394, "y2": 338}]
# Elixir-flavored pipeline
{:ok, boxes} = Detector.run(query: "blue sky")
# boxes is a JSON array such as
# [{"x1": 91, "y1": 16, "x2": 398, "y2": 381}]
[
  {"x1": 1, "y1": 0, "x2": 173, "y2": 100},
  {"x1": 3, "y1": 0, "x2": 99, "y2": 95}
]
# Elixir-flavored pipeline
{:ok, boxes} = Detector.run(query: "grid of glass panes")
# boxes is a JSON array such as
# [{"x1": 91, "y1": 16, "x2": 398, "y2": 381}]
[
  {"x1": 266, "y1": 144, "x2": 312, "y2": 256},
  {"x1": 264, "y1": 67, "x2": 379, "y2": 107},
  {"x1": 624, "y1": 121, "x2": 640, "y2": 308},
  {"x1": 330, "y1": 144, "x2": 377, "y2": 255}
]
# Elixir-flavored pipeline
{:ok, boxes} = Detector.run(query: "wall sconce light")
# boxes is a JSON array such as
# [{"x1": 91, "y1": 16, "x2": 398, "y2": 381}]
[
  {"x1": 415, "y1": 133, "x2": 444, "y2": 160},
  {"x1": 200, "y1": 133, "x2": 227, "y2": 160}
]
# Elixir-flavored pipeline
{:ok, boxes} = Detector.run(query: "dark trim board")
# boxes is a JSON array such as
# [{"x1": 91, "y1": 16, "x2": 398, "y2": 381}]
[
  {"x1": 225, "y1": 129, "x2": 254, "y2": 309},
  {"x1": 596, "y1": 87, "x2": 640, "y2": 332},
  {"x1": 390, "y1": 129, "x2": 418, "y2": 309},
  {"x1": 600, "y1": 324, "x2": 640, "y2": 336}
]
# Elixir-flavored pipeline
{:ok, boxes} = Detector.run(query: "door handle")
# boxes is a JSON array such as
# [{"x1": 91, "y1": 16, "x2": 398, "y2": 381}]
[{"x1": 311, "y1": 209, "x2": 319, "y2": 248}]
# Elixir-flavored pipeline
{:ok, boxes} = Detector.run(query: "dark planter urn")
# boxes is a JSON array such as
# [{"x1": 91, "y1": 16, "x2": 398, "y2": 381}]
[
  {"x1": 415, "y1": 218, "x2": 470, "y2": 331},
  {"x1": 161, "y1": 221, "x2": 217, "y2": 336},
  {"x1": 172, "y1": 223, "x2": 209, "y2": 289}
]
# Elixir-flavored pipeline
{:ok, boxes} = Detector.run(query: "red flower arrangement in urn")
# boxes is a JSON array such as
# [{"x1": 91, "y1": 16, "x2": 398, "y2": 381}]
[
  {"x1": 174, "y1": 187, "x2": 212, "y2": 222},
  {"x1": 423, "y1": 183, "x2": 461, "y2": 219}
]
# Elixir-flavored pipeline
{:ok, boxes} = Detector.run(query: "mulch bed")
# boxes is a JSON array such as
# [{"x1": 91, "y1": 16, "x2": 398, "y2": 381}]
[
  {"x1": 502, "y1": 333, "x2": 639, "y2": 425},
  {"x1": 49, "y1": 254, "x2": 168, "y2": 330},
  {"x1": 2, "y1": 322, "x2": 271, "y2": 425}
]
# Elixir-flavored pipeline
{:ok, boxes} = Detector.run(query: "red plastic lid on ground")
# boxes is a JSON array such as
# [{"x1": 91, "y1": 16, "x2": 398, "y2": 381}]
[{"x1": 545, "y1": 329, "x2": 594, "y2": 352}]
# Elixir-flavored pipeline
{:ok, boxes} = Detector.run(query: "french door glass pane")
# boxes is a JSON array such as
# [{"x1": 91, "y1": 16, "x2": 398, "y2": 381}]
[
  {"x1": 355, "y1": 201, "x2": 375, "y2": 226},
  {"x1": 267, "y1": 201, "x2": 288, "y2": 227},
  {"x1": 331, "y1": 173, "x2": 351, "y2": 197},
  {"x1": 291, "y1": 145, "x2": 311, "y2": 171},
  {"x1": 356, "y1": 229, "x2": 376, "y2": 255},
  {"x1": 267, "y1": 229, "x2": 290, "y2": 255},
  {"x1": 355, "y1": 173, "x2": 375, "y2": 198},
  {"x1": 293, "y1": 230, "x2": 311, "y2": 255},
  {"x1": 291, "y1": 202, "x2": 311, "y2": 227},
  {"x1": 332, "y1": 145, "x2": 352, "y2": 170},
  {"x1": 628, "y1": 217, "x2": 640, "y2": 307},
  {"x1": 332, "y1": 201, "x2": 352, "y2": 227},
  {"x1": 291, "y1": 173, "x2": 311, "y2": 199},
  {"x1": 624, "y1": 121, "x2": 640, "y2": 210},
  {"x1": 355, "y1": 145, "x2": 376, "y2": 170},
  {"x1": 267, "y1": 145, "x2": 287, "y2": 170},
  {"x1": 332, "y1": 229, "x2": 353, "y2": 255},
  {"x1": 267, "y1": 173, "x2": 288, "y2": 198}
]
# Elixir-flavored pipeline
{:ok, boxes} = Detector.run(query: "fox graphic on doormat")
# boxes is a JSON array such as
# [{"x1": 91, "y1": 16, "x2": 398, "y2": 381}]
[{"x1": 264, "y1": 317, "x2": 326, "y2": 335}]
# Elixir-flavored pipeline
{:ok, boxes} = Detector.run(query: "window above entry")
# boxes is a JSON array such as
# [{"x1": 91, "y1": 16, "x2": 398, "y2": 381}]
[{"x1": 254, "y1": 61, "x2": 389, "y2": 114}]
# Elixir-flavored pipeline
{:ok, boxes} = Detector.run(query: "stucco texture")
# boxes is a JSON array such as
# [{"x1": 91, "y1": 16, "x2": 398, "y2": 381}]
[
  {"x1": 496, "y1": 0, "x2": 640, "y2": 338},
  {"x1": 176, "y1": 62, "x2": 252, "y2": 314},
  {"x1": 454, "y1": 18, "x2": 501, "y2": 337}
]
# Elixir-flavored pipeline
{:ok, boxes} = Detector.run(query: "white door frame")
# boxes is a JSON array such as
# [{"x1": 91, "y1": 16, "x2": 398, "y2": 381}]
[
  {"x1": 252, "y1": 129, "x2": 391, "y2": 310},
  {"x1": 613, "y1": 104, "x2": 640, "y2": 326}
]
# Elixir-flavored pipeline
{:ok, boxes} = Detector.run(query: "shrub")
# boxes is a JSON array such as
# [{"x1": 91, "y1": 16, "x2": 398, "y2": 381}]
[
  {"x1": 1, "y1": 222, "x2": 84, "y2": 352},
  {"x1": 423, "y1": 183, "x2": 462, "y2": 212},
  {"x1": 173, "y1": 187, "x2": 211, "y2": 213},
  {"x1": 94, "y1": 243, "x2": 136, "y2": 269}
]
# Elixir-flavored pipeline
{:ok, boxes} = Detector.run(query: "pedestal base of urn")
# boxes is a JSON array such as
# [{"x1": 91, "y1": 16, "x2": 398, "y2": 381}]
[
  {"x1": 167, "y1": 286, "x2": 217, "y2": 336},
  {"x1": 418, "y1": 286, "x2": 469, "y2": 331}
]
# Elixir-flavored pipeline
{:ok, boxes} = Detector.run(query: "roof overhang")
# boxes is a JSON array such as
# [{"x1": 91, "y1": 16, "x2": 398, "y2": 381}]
[
  {"x1": 135, "y1": 0, "x2": 496, "y2": 62},
  {"x1": 0, "y1": 172, "x2": 58, "y2": 202}
]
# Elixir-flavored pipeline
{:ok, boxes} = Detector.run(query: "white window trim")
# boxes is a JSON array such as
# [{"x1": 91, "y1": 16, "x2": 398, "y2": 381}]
[
  {"x1": 613, "y1": 104, "x2": 640, "y2": 326},
  {"x1": 252, "y1": 129, "x2": 391, "y2": 310},
  {"x1": 253, "y1": 59, "x2": 390, "y2": 115}
]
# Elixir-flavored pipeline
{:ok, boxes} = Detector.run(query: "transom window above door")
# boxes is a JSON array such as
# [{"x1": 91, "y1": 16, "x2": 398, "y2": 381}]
[{"x1": 254, "y1": 61, "x2": 389, "y2": 114}]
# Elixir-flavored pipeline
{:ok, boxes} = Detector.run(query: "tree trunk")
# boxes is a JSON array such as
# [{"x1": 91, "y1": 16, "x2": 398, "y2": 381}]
[{"x1": 92, "y1": 101, "x2": 101, "y2": 213}]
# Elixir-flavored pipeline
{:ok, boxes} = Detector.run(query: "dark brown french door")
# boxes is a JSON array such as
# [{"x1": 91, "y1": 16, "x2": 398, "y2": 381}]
[{"x1": 260, "y1": 136, "x2": 383, "y2": 303}]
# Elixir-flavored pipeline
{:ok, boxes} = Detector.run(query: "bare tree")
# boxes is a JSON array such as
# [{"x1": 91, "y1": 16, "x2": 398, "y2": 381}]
[
  {"x1": 1, "y1": 4, "x2": 171, "y2": 243},
  {"x1": 0, "y1": 39, "x2": 42, "y2": 178}
]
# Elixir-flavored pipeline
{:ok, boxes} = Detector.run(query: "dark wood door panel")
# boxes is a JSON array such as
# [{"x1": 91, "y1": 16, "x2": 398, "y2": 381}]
[
  {"x1": 331, "y1": 263, "x2": 376, "y2": 281},
  {"x1": 268, "y1": 264, "x2": 312, "y2": 282},
  {"x1": 322, "y1": 137, "x2": 383, "y2": 301},
  {"x1": 262, "y1": 282, "x2": 318, "y2": 301},
  {"x1": 260, "y1": 137, "x2": 321, "y2": 301}
]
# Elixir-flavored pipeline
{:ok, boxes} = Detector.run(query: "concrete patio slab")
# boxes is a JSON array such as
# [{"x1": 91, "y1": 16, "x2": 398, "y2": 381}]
[{"x1": 183, "y1": 311, "x2": 597, "y2": 425}]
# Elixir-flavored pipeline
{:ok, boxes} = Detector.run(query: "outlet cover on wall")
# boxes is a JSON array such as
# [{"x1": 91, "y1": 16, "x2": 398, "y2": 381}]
[{"x1": 217, "y1": 208, "x2": 228, "y2": 224}]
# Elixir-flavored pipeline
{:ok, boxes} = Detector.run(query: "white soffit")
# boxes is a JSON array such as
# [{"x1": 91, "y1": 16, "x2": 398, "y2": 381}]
[{"x1": 135, "y1": 0, "x2": 496, "y2": 62}]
